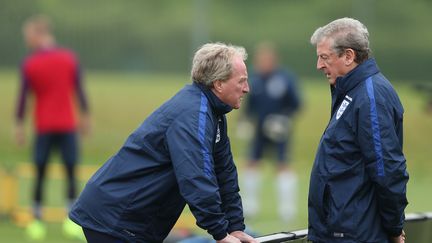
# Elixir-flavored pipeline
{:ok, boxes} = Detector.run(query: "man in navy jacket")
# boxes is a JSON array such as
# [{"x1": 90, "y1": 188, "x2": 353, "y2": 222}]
[
  {"x1": 69, "y1": 43, "x2": 257, "y2": 243},
  {"x1": 242, "y1": 42, "x2": 301, "y2": 221},
  {"x1": 308, "y1": 18, "x2": 408, "y2": 243}
]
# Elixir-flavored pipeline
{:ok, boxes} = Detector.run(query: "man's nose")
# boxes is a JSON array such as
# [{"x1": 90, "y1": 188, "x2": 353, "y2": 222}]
[
  {"x1": 244, "y1": 81, "x2": 250, "y2": 93},
  {"x1": 317, "y1": 59, "x2": 325, "y2": 70}
]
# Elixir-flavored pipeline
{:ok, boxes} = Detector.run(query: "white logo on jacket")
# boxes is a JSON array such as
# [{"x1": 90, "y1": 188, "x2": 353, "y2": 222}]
[
  {"x1": 215, "y1": 119, "x2": 221, "y2": 143},
  {"x1": 336, "y1": 95, "x2": 352, "y2": 120}
]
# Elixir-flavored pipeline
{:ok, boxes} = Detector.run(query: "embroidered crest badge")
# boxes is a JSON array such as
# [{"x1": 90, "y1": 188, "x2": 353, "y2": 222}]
[
  {"x1": 215, "y1": 119, "x2": 221, "y2": 143},
  {"x1": 336, "y1": 95, "x2": 352, "y2": 120}
]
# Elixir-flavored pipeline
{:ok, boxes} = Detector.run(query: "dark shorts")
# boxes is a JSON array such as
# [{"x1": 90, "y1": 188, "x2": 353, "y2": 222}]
[
  {"x1": 34, "y1": 132, "x2": 78, "y2": 166},
  {"x1": 249, "y1": 129, "x2": 290, "y2": 164}
]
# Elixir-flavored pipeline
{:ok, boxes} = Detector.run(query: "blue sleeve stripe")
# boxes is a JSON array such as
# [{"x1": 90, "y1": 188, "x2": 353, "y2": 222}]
[
  {"x1": 366, "y1": 77, "x2": 385, "y2": 176},
  {"x1": 198, "y1": 92, "x2": 212, "y2": 177}
]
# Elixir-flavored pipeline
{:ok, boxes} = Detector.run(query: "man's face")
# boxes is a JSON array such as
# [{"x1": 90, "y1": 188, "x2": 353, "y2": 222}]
[
  {"x1": 316, "y1": 38, "x2": 349, "y2": 85},
  {"x1": 23, "y1": 25, "x2": 40, "y2": 50},
  {"x1": 216, "y1": 55, "x2": 249, "y2": 109},
  {"x1": 255, "y1": 48, "x2": 277, "y2": 75}
]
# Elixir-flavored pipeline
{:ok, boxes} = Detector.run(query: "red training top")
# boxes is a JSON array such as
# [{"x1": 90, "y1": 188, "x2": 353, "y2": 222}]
[{"x1": 16, "y1": 47, "x2": 88, "y2": 133}]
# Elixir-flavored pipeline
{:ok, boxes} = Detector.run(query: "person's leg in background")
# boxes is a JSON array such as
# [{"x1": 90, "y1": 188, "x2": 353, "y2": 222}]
[
  {"x1": 276, "y1": 136, "x2": 298, "y2": 222},
  {"x1": 242, "y1": 131, "x2": 265, "y2": 218},
  {"x1": 58, "y1": 132, "x2": 84, "y2": 240},
  {"x1": 59, "y1": 132, "x2": 78, "y2": 212},
  {"x1": 26, "y1": 133, "x2": 53, "y2": 240}
]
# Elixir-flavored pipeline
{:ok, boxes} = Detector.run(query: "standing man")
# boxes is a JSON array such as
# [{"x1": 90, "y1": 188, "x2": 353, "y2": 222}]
[
  {"x1": 308, "y1": 18, "x2": 408, "y2": 243},
  {"x1": 242, "y1": 42, "x2": 301, "y2": 222},
  {"x1": 15, "y1": 15, "x2": 90, "y2": 240},
  {"x1": 69, "y1": 43, "x2": 257, "y2": 243}
]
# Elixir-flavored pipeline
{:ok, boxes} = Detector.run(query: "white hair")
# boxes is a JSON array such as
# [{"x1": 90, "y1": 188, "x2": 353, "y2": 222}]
[
  {"x1": 310, "y1": 17, "x2": 371, "y2": 63},
  {"x1": 191, "y1": 42, "x2": 247, "y2": 87}
]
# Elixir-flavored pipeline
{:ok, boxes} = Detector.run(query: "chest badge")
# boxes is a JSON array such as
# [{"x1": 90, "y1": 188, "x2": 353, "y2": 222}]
[
  {"x1": 336, "y1": 95, "x2": 352, "y2": 120},
  {"x1": 215, "y1": 119, "x2": 221, "y2": 143}
]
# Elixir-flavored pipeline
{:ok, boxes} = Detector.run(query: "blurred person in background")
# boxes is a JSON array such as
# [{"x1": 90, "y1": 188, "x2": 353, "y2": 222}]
[
  {"x1": 69, "y1": 43, "x2": 257, "y2": 243},
  {"x1": 308, "y1": 17, "x2": 408, "y2": 243},
  {"x1": 15, "y1": 14, "x2": 90, "y2": 241},
  {"x1": 241, "y1": 42, "x2": 301, "y2": 222}
]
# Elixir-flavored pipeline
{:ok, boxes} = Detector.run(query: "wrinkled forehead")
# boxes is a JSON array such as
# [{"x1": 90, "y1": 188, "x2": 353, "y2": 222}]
[
  {"x1": 232, "y1": 54, "x2": 247, "y2": 70},
  {"x1": 316, "y1": 37, "x2": 336, "y2": 54}
]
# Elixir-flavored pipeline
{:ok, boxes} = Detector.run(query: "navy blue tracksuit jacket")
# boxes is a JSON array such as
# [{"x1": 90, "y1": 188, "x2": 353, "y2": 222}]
[
  {"x1": 308, "y1": 59, "x2": 409, "y2": 243},
  {"x1": 246, "y1": 68, "x2": 301, "y2": 120},
  {"x1": 69, "y1": 82, "x2": 245, "y2": 242}
]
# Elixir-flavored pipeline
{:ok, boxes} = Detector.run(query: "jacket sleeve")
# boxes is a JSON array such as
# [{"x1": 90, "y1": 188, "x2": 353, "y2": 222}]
[
  {"x1": 357, "y1": 96, "x2": 409, "y2": 237},
  {"x1": 16, "y1": 63, "x2": 30, "y2": 123},
  {"x1": 213, "y1": 116, "x2": 245, "y2": 233},
  {"x1": 74, "y1": 64, "x2": 89, "y2": 114},
  {"x1": 165, "y1": 111, "x2": 229, "y2": 241}
]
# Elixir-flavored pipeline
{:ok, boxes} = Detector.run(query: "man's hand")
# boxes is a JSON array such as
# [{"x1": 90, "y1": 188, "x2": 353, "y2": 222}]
[
  {"x1": 390, "y1": 230, "x2": 406, "y2": 243},
  {"x1": 79, "y1": 113, "x2": 91, "y2": 136},
  {"x1": 230, "y1": 231, "x2": 259, "y2": 243},
  {"x1": 216, "y1": 234, "x2": 241, "y2": 243},
  {"x1": 15, "y1": 123, "x2": 25, "y2": 146}
]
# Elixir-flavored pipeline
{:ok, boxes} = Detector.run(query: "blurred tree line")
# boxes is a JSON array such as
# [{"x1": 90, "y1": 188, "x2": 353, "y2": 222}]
[{"x1": 0, "y1": 0, "x2": 431, "y2": 81}]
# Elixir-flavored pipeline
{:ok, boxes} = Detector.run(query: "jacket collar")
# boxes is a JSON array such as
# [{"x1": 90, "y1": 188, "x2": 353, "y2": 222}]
[
  {"x1": 193, "y1": 82, "x2": 233, "y2": 115},
  {"x1": 330, "y1": 58, "x2": 380, "y2": 116},
  {"x1": 333, "y1": 58, "x2": 380, "y2": 95}
]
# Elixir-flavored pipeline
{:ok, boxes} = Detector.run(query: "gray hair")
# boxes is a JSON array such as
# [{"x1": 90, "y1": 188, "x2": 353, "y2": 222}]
[
  {"x1": 310, "y1": 17, "x2": 370, "y2": 63},
  {"x1": 191, "y1": 42, "x2": 247, "y2": 87}
]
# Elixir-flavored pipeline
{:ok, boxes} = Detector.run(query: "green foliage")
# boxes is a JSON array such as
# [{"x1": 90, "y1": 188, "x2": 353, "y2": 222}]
[{"x1": 1, "y1": 0, "x2": 432, "y2": 79}]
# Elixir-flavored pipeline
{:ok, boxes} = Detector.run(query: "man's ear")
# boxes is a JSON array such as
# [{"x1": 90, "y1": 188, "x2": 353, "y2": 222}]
[
  {"x1": 213, "y1": 80, "x2": 223, "y2": 93},
  {"x1": 345, "y1": 48, "x2": 356, "y2": 66}
]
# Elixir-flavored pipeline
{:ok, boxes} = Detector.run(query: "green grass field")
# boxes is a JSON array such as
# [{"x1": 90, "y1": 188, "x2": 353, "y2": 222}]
[{"x1": 0, "y1": 69, "x2": 431, "y2": 242}]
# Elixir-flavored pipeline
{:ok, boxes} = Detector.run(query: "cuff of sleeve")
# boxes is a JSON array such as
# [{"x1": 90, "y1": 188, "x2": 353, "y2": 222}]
[
  {"x1": 212, "y1": 231, "x2": 228, "y2": 241},
  {"x1": 227, "y1": 222, "x2": 245, "y2": 234},
  {"x1": 386, "y1": 227, "x2": 402, "y2": 237}
]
